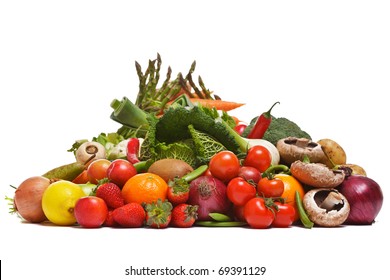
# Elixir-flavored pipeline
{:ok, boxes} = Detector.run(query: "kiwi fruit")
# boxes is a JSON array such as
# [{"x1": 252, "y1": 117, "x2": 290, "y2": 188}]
[{"x1": 147, "y1": 158, "x2": 194, "y2": 182}]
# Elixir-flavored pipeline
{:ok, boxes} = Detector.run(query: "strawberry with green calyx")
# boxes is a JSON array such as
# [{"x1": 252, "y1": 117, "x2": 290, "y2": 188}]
[
  {"x1": 145, "y1": 199, "x2": 173, "y2": 229},
  {"x1": 167, "y1": 178, "x2": 190, "y2": 206},
  {"x1": 167, "y1": 165, "x2": 208, "y2": 206},
  {"x1": 170, "y1": 203, "x2": 199, "y2": 228},
  {"x1": 112, "y1": 203, "x2": 146, "y2": 228},
  {"x1": 95, "y1": 180, "x2": 125, "y2": 209}
]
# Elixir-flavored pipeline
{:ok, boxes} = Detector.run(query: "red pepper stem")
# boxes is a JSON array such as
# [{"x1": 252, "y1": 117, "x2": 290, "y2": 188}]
[{"x1": 263, "y1": 101, "x2": 280, "y2": 119}]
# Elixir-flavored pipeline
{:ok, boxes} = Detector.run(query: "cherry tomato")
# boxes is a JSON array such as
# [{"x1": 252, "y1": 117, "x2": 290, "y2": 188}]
[
  {"x1": 243, "y1": 145, "x2": 271, "y2": 173},
  {"x1": 238, "y1": 166, "x2": 261, "y2": 184},
  {"x1": 244, "y1": 197, "x2": 274, "y2": 229},
  {"x1": 257, "y1": 177, "x2": 284, "y2": 198},
  {"x1": 271, "y1": 202, "x2": 296, "y2": 228},
  {"x1": 227, "y1": 177, "x2": 257, "y2": 206},
  {"x1": 234, "y1": 123, "x2": 247, "y2": 135},
  {"x1": 209, "y1": 151, "x2": 240, "y2": 182}
]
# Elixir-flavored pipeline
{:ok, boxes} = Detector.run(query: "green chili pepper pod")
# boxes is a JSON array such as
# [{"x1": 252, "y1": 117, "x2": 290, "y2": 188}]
[
  {"x1": 295, "y1": 190, "x2": 314, "y2": 229},
  {"x1": 42, "y1": 162, "x2": 86, "y2": 182}
]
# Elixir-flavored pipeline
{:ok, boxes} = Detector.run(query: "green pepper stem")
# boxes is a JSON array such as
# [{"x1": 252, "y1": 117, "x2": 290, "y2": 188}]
[
  {"x1": 262, "y1": 164, "x2": 290, "y2": 177},
  {"x1": 263, "y1": 101, "x2": 280, "y2": 119}
]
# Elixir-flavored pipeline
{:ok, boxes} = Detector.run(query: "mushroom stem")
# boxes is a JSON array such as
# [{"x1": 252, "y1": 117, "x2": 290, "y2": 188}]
[
  {"x1": 319, "y1": 191, "x2": 344, "y2": 211},
  {"x1": 295, "y1": 138, "x2": 310, "y2": 148}
]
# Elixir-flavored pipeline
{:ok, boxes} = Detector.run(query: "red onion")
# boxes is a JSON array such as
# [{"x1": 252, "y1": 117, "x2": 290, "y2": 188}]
[
  {"x1": 188, "y1": 176, "x2": 232, "y2": 221},
  {"x1": 338, "y1": 175, "x2": 383, "y2": 225},
  {"x1": 13, "y1": 176, "x2": 52, "y2": 223}
]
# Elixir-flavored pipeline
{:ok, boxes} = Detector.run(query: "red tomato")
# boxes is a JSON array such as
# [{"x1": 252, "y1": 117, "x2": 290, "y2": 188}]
[
  {"x1": 244, "y1": 197, "x2": 274, "y2": 229},
  {"x1": 271, "y1": 202, "x2": 296, "y2": 228},
  {"x1": 209, "y1": 151, "x2": 240, "y2": 182},
  {"x1": 233, "y1": 205, "x2": 246, "y2": 222},
  {"x1": 257, "y1": 177, "x2": 285, "y2": 198},
  {"x1": 226, "y1": 177, "x2": 257, "y2": 206},
  {"x1": 238, "y1": 166, "x2": 261, "y2": 184},
  {"x1": 243, "y1": 145, "x2": 271, "y2": 173}
]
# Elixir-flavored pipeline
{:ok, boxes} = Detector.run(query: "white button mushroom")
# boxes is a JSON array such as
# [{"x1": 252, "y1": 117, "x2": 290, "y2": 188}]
[
  {"x1": 303, "y1": 189, "x2": 350, "y2": 227},
  {"x1": 75, "y1": 141, "x2": 106, "y2": 166}
]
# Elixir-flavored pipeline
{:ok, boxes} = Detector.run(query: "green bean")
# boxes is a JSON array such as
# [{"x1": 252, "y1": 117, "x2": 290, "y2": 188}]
[
  {"x1": 181, "y1": 165, "x2": 208, "y2": 182},
  {"x1": 195, "y1": 221, "x2": 247, "y2": 227},
  {"x1": 208, "y1": 212, "x2": 232, "y2": 222},
  {"x1": 295, "y1": 190, "x2": 314, "y2": 229}
]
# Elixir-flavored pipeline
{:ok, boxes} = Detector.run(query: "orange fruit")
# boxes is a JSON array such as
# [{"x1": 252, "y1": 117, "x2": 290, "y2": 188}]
[
  {"x1": 122, "y1": 173, "x2": 168, "y2": 204},
  {"x1": 274, "y1": 174, "x2": 305, "y2": 222}
]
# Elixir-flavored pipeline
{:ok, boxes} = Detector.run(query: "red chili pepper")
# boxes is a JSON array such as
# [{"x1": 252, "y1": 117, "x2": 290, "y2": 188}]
[
  {"x1": 247, "y1": 101, "x2": 279, "y2": 139},
  {"x1": 126, "y1": 138, "x2": 141, "y2": 164}
]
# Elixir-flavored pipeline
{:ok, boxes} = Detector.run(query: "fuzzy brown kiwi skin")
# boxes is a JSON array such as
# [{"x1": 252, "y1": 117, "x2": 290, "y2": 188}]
[{"x1": 147, "y1": 159, "x2": 194, "y2": 182}]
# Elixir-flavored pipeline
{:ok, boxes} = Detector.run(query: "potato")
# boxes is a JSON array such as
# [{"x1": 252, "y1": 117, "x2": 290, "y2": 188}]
[
  {"x1": 147, "y1": 158, "x2": 194, "y2": 182},
  {"x1": 339, "y1": 163, "x2": 367, "y2": 176},
  {"x1": 317, "y1": 138, "x2": 347, "y2": 168}
]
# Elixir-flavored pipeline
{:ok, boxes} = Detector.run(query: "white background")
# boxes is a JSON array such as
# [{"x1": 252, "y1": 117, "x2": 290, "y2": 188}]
[{"x1": 1, "y1": 1, "x2": 389, "y2": 279}]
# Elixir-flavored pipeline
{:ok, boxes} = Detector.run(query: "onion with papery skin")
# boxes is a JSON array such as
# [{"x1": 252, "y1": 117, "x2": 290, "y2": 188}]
[
  {"x1": 338, "y1": 175, "x2": 383, "y2": 225},
  {"x1": 13, "y1": 176, "x2": 52, "y2": 223},
  {"x1": 188, "y1": 176, "x2": 232, "y2": 221}
]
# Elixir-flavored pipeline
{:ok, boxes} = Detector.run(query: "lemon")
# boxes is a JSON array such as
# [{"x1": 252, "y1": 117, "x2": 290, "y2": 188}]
[{"x1": 42, "y1": 180, "x2": 86, "y2": 226}]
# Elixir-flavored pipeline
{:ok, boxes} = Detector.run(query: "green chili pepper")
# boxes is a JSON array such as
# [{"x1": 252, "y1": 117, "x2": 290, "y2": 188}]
[{"x1": 295, "y1": 190, "x2": 314, "y2": 229}]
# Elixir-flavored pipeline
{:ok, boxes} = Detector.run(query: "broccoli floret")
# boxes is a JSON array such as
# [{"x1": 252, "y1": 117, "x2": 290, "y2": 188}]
[{"x1": 242, "y1": 116, "x2": 311, "y2": 146}]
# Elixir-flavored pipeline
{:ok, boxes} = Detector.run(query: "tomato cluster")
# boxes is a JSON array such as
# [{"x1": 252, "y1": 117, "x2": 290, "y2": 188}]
[{"x1": 208, "y1": 147, "x2": 296, "y2": 229}]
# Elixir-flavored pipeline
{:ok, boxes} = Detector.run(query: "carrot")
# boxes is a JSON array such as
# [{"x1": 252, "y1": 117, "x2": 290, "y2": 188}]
[{"x1": 188, "y1": 98, "x2": 245, "y2": 111}]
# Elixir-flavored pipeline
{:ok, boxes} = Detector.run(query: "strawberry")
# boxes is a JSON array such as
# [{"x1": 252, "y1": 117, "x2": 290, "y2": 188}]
[
  {"x1": 96, "y1": 182, "x2": 124, "y2": 209},
  {"x1": 167, "y1": 178, "x2": 190, "y2": 206},
  {"x1": 145, "y1": 199, "x2": 173, "y2": 229},
  {"x1": 112, "y1": 203, "x2": 145, "y2": 227},
  {"x1": 170, "y1": 203, "x2": 198, "y2": 228},
  {"x1": 103, "y1": 209, "x2": 118, "y2": 227}
]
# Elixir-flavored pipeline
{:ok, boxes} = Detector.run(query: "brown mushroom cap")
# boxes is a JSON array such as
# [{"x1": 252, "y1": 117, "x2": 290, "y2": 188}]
[
  {"x1": 276, "y1": 137, "x2": 326, "y2": 166},
  {"x1": 303, "y1": 189, "x2": 350, "y2": 227},
  {"x1": 290, "y1": 160, "x2": 345, "y2": 188}
]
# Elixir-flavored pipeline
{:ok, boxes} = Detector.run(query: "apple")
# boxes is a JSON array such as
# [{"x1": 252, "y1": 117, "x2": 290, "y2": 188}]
[
  {"x1": 87, "y1": 159, "x2": 111, "y2": 184},
  {"x1": 106, "y1": 159, "x2": 137, "y2": 188},
  {"x1": 74, "y1": 196, "x2": 108, "y2": 228}
]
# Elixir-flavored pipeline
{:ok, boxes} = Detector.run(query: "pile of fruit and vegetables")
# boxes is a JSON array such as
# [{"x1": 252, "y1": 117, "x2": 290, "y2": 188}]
[{"x1": 7, "y1": 54, "x2": 384, "y2": 229}]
